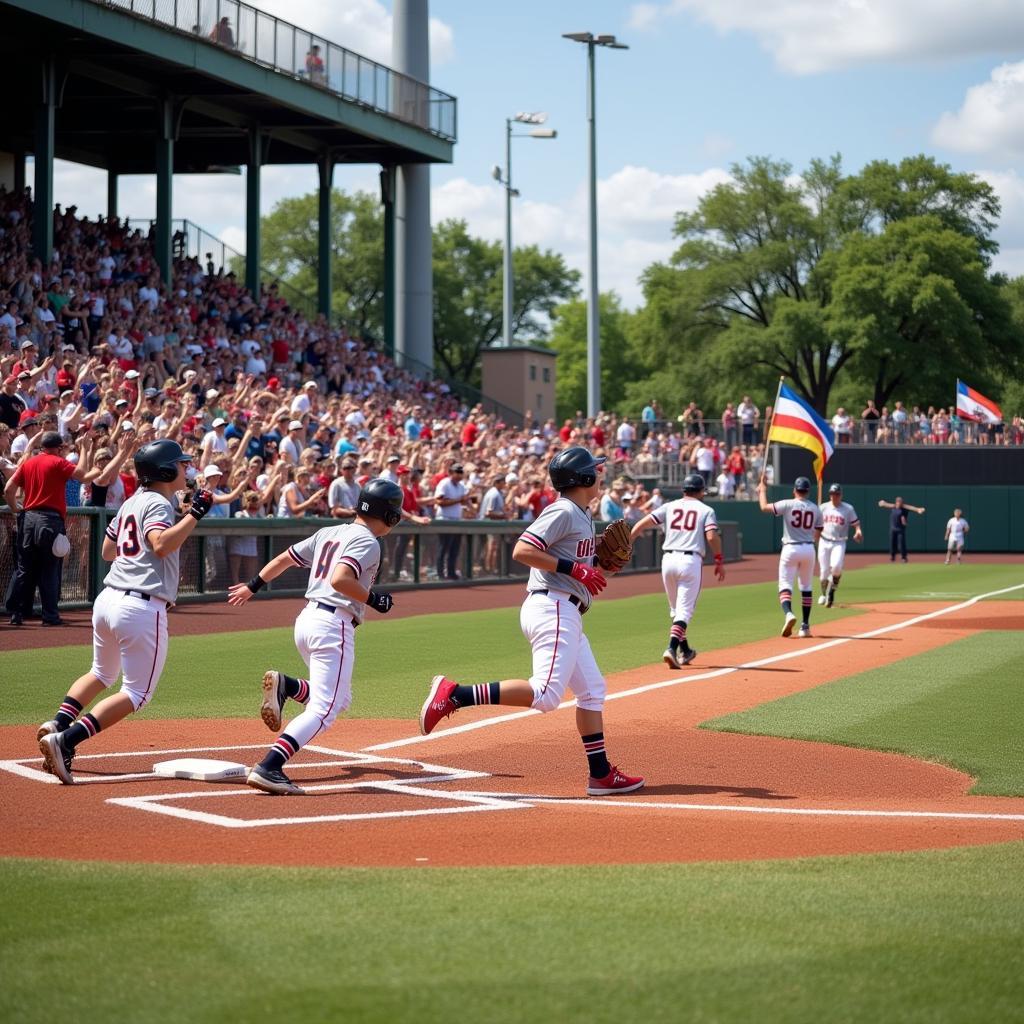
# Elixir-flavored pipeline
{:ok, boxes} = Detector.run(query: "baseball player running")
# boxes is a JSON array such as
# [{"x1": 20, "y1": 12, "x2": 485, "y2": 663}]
[
  {"x1": 629, "y1": 472, "x2": 725, "y2": 668},
  {"x1": 417, "y1": 446, "x2": 644, "y2": 796},
  {"x1": 758, "y1": 476, "x2": 823, "y2": 638},
  {"x1": 37, "y1": 440, "x2": 213, "y2": 782},
  {"x1": 817, "y1": 483, "x2": 862, "y2": 608},
  {"x1": 227, "y1": 479, "x2": 402, "y2": 795},
  {"x1": 944, "y1": 508, "x2": 970, "y2": 564}
]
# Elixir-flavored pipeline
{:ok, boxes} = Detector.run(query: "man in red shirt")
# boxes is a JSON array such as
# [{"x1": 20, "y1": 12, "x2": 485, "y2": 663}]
[{"x1": 4, "y1": 431, "x2": 92, "y2": 626}]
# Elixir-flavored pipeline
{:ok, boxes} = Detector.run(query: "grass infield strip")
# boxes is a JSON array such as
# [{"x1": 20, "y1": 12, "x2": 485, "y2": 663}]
[
  {"x1": 3, "y1": 845, "x2": 1024, "y2": 1024},
  {"x1": 703, "y1": 631, "x2": 1024, "y2": 797}
]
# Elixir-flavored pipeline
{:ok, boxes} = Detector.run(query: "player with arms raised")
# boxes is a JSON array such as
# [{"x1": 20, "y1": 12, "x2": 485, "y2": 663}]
[
  {"x1": 417, "y1": 446, "x2": 644, "y2": 796},
  {"x1": 227, "y1": 479, "x2": 402, "y2": 795},
  {"x1": 758, "y1": 476, "x2": 823, "y2": 638},
  {"x1": 817, "y1": 483, "x2": 862, "y2": 608},
  {"x1": 37, "y1": 440, "x2": 213, "y2": 782},
  {"x1": 630, "y1": 472, "x2": 725, "y2": 668}
]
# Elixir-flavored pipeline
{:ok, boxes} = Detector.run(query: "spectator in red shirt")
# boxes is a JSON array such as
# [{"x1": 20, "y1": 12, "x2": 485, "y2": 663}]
[
  {"x1": 4, "y1": 431, "x2": 92, "y2": 626},
  {"x1": 726, "y1": 445, "x2": 746, "y2": 493},
  {"x1": 460, "y1": 417, "x2": 479, "y2": 448}
]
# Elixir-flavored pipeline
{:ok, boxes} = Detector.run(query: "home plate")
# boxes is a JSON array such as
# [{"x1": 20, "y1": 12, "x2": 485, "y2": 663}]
[{"x1": 152, "y1": 758, "x2": 248, "y2": 782}]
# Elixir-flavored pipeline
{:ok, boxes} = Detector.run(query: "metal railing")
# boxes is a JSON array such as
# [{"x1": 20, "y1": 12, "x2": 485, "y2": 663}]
[
  {"x1": 0, "y1": 511, "x2": 742, "y2": 611},
  {"x1": 98, "y1": 0, "x2": 457, "y2": 141}
]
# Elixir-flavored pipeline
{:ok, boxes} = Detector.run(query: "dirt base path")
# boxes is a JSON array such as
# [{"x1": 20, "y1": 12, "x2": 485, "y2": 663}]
[{"x1": 2, "y1": 599, "x2": 1022, "y2": 868}]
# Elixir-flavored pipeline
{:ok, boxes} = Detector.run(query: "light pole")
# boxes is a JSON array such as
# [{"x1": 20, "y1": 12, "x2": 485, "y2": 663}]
[
  {"x1": 492, "y1": 112, "x2": 557, "y2": 348},
  {"x1": 562, "y1": 32, "x2": 628, "y2": 416}
]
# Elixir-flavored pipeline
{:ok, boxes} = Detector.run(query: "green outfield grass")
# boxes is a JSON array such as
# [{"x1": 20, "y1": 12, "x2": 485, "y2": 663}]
[
  {"x1": 2, "y1": 562, "x2": 1021, "y2": 727},
  {"x1": 4, "y1": 844, "x2": 1024, "y2": 1024},
  {"x1": 703, "y1": 631, "x2": 1024, "y2": 796}
]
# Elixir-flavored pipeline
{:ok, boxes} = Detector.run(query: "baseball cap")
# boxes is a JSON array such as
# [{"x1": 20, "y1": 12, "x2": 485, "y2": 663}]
[
  {"x1": 19, "y1": 340, "x2": 35, "y2": 350},
  {"x1": 340, "y1": 459, "x2": 356, "y2": 469},
  {"x1": 267, "y1": 376, "x2": 280, "y2": 390},
  {"x1": 303, "y1": 381, "x2": 317, "y2": 390},
  {"x1": 60, "y1": 389, "x2": 73, "y2": 398},
  {"x1": 451, "y1": 464, "x2": 464, "y2": 473},
  {"x1": 62, "y1": 343, "x2": 77, "y2": 352},
  {"x1": 505, "y1": 472, "x2": 518, "y2": 483},
  {"x1": 828, "y1": 483, "x2": 842, "y2": 494},
  {"x1": 115, "y1": 399, "x2": 129, "y2": 408},
  {"x1": 212, "y1": 417, "x2": 227, "y2": 427},
  {"x1": 19, "y1": 411, "x2": 38, "y2": 426},
  {"x1": 144, "y1": 387, "x2": 160, "y2": 398},
  {"x1": 121, "y1": 422, "x2": 136, "y2": 432},
  {"x1": 359, "y1": 457, "x2": 372, "y2": 465},
  {"x1": 202, "y1": 464, "x2": 223, "y2": 479},
  {"x1": 206, "y1": 388, "x2": 220, "y2": 399},
  {"x1": 125, "y1": 369, "x2": 140, "y2": 380},
  {"x1": 4, "y1": 374, "x2": 17, "y2": 385},
  {"x1": 40, "y1": 431, "x2": 64, "y2": 449},
  {"x1": 288, "y1": 419, "x2": 303, "y2": 431},
  {"x1": 183, "y1": 369, "x2": 198, "y2": 379},
  {"x1": 17, "y1": 370, "x2": 31, "y2": 380},
  {"x1": 396, "y1": 464, "x2": 410, "y2": 475},
  {"x1": 387, "y1": 454, "x2": 400, "y2": 463}
]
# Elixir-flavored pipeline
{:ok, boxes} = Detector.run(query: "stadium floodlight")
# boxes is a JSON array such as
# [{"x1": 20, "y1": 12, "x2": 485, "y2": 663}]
[
  {"x1": 562, "y1": 30, "x2": 629, "y2": 416},
  {"x1": 496, "y1": 111, "x2": 557, "y2": 347}
]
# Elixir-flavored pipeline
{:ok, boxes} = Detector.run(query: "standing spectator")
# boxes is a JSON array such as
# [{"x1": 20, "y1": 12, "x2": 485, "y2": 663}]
[
  {"x1": 721, "y1": 402, "x2": 737, "y2": 448},
  {"x1": 279, "y1": 419, "x2": 305, "y2": 466},
  {"x1": 276, "y1": 466, "x2": 325, "y2": 518},
  {"x1": 689, "y1": 436, "x2": 720, "y2": 489},
  {"x1": 726, "y1": 445, "x2": 746, "y2": 495},
  {"x1": 209, "y1": 15, "x2": 235, "y2": 47},
  {"x1": 200, "y1": 416, "x2": 229, "y2": 467},
  {"x1": 304, "y1": 44, "x2": 327, "y2": 85},
  {"x1": 0, "y1": 374, "x2": 27, "y2": 427},
  {"x1": 615, "y1": 417, "x2": 636, "y2": 457},
  {"x1": 861, "y1": 400, "x2": 880, "y2": 442},
  {"x1": 878, "y1": 496, "x2": 926, "y2": 563},
  {"x1": 640, "y1": 401, "x2": 656, "y2": 439},
  {"x1": 737, "y1": 395, "x2": 759, "y2": 446},
  {"x1": 328, "y1": 457, "x2": 360, "y2": 517},
  {"x1": 228, "y1": 490, "x2": 264, "y2": 585},
  {"x1": 479, "y1": 472, "x2": 509, "y2": 574},
  {"x1": 4, "y1": 431, "x2": 91, "y2": 626},
  {"x1": 831, "y1": 407, "x2": 853, "y2": 444},
  {"x1": 434, "y1": 463, "x2": 470, "y2": 580},
  {"x1": 891, "y1": 402, "x2": 909, "y2": 443}
]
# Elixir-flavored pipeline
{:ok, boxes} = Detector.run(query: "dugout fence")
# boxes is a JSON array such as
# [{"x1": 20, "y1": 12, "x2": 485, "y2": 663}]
[{"x1": 0, "y1": 511, "x2": 743, "y2": 611}]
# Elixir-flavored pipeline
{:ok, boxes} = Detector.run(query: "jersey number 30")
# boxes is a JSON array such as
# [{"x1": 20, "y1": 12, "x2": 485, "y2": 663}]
[
  {"x1": 116, "y1": 514, "x2": 141, "y2": 557},
  {"x1": 790, "y1": 509, "x2": 815, "y2": 530},
  {"x1": 670, "y1": 508, "x2": 698, "y2": 531}
]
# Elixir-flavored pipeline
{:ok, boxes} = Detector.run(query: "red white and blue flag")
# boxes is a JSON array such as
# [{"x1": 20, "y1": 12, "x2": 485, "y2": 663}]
[
  {"x1": 955, "y1": 379, "x2": 1002, "y2": 425},
  {"x1": 767, "y1": 383, "x2": 835, "y2": 480}
]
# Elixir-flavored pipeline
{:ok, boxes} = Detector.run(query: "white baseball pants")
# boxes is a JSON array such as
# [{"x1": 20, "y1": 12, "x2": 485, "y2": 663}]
[
  {"x1": 661, "y1": 551, "x2": 703, "y2": 623},
  {"x1": 818, "y1": 539, "x2": 848, "y2": 581},
  {"x1": 779, "y1": 543, "x2": 815, "y2": 593}
]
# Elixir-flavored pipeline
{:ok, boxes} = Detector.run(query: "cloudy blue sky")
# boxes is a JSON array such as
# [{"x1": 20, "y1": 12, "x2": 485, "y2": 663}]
[{"x1": 48, "y1": 0, "x2": 1024, "y2": 308}]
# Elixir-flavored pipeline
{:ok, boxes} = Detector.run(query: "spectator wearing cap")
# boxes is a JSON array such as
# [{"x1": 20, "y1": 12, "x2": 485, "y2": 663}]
[
  {"x1": 480, "y1": 472, "x2": 509, "y2": 575},
  {"x1": 276, "y1": 465, "x2": 325, "y2": 518},
  {"x1": 434, "y1": 463, "x2": 469, "y2": 580},
  {"x1": 14, "y1": 371, "x2": 39, "y2": 413},
  {"x1": 290, "y1": 380, "x2": 318, "y2": 418},
  {"x1": 0, "y1": 373, "x2": 27, "y2": 428},
  {"x1": 380, "y1": 454, "x2": 402, "y2": 484},
  {"x1": 328, "y1": 458, "x2": 360, "y2": 518},
  {"x1": 387, "y1": 464, "x2": 432, "y2": 580},
  {"x1": 279, "y1": 419, "x2": 305, "y2": 466},
  {"x1": 200, "y1": 416, "x2": 229, "y2": 467},
  {"x1": 10, "y1": 410, "x2": 41, "y2": 459},
  {"x1": 3, "y1": 430, "x2": 92, "y2": 626}
]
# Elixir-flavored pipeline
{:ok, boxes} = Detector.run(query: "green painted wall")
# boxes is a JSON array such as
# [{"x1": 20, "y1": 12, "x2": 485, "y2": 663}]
[{"x1": 711, "y1": 485, "x2": 1023, "y2": 554}]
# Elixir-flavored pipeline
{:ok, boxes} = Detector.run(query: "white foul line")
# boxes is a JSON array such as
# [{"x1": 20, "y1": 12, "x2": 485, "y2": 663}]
[{"x1": 364, "y1": 581, "x2": 1024, "y2": 752}]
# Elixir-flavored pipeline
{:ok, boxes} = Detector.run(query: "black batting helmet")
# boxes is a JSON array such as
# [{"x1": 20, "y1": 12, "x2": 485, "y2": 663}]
[
  {"x1": 134, "y1": 439, "x2": 191, "y2": 484},
  {"x1": 794, "y1": 476, "x2": 812, "y2": 493},
  {"x1": 828, "y1": 483, "x2": 842, "y2": 494},
  {"x1": 357, "y1": 478, "x2": 403, "y2": 528},
  {"x1": 682, "y1": 473, "x2": 706, "y2": 494},
  {"x1": 548, "y1": 446, "x2": 606, "y2": 491}
]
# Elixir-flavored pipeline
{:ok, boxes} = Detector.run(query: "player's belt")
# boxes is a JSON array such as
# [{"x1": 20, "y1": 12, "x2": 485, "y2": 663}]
[
  {"x1": 311, "y1": 600, "x2": 359, "y2": 626},
  {"x1": 783, "y1": 541, "x2": 814, "y2": 545},
  {"x1": 111, "y1": 588, "x2": 167, "y2": 606},
  {"x1": 666, "y1": 550, "x2": 698, "y2": 555},
  {"x1": 529, "y1": 589, "x2": 588, "y2": 614}
]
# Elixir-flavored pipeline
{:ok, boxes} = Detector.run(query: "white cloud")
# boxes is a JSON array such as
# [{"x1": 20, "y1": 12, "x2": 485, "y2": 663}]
[
  {"x1": 253, "y1": 0, "x2": 454, "y2": 68},
  {"x1": 932, "y1": 62, "x2": 1024, "y2": 159},
  {"x1": 628, "y1": 0, "x2": 1024, "y2": 74}
]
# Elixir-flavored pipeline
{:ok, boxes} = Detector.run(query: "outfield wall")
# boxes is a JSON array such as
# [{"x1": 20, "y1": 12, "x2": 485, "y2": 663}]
[{"x1": 711, "y1": 485, "x2": 1024, "y2": 554}]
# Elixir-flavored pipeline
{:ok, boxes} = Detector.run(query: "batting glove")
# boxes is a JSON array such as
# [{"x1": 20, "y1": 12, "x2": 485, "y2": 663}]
[
  {"x1": 188, "y1": 489, "x2": 214, "y2": 521},
  {"x1": 570, "y1": 561, "x2": 607, "y2": 596},
  {"x1": 367, "y1": 589, "x2": 393, "y2": 614}
]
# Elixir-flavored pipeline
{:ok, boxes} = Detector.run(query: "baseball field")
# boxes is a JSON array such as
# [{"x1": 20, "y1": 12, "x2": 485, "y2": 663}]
[{"x1": 2, "y1": 554, "x2": 1023, "y2": 1023}]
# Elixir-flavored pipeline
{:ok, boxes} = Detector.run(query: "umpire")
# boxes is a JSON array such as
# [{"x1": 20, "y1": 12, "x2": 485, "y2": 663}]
[{"x1": 3, "y1": 431, "x2": 89, "y2": 626}]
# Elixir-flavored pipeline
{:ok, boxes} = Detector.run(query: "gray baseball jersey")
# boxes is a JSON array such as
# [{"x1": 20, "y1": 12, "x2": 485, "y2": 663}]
[
  {"x1": 518, "y1": 496, "x2": 595, "y2": 608},
  {"x1": 772, "y1": 497, "x2": 823, "y2": 543},
  {"x1": 819, "y1": 500, "x2": 860, "y2": 541},
  {"x1": 287, "y1": 522, "x2": 380, "y2": 623},
  {"x1": 650, "y1": 497, "x2": 718, "y2": 555},
  {"x1": 103, "y1": 489, "x2": 181, "y2": 602}
]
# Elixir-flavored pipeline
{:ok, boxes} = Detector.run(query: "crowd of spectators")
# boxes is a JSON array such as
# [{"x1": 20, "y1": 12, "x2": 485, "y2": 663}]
[{"x1": 1, "y1": 183, "x2": 1021, "y2": 591}]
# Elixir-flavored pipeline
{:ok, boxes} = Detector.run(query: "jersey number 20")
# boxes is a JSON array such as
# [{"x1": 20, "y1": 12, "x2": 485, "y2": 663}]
[{"x1": 670, "y1": 508, "x2": 698, "y2": 531}]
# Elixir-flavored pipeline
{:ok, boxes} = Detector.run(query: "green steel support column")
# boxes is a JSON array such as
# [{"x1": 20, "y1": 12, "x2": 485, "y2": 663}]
[
  {"x1": 107, "y1": 170, "x2": 118, "y2": 219},
  {"x1": 155, "y1": 98, "x2": 175, "y2": 286},
  {"x1": 245, "y1": 127, "x2": 262, "y2": 294},
  {"x1": 32, "y1": 57, "x2": 57, "y2": 262},
  {"x1": 317, "y1": 154, "x2": 333, "y2": 319},
  {"x1": 381, "y1": 165, "x2": 396, "y2": 359}
]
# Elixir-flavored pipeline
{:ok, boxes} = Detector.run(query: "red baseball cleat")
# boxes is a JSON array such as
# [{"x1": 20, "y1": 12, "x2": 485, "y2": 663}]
[
  {"x1": 419, "y1": 674, "x2": 459, "y2": 735},
  {"x1": 586, "y1": 765, "x2": 645, "y2": 796}
]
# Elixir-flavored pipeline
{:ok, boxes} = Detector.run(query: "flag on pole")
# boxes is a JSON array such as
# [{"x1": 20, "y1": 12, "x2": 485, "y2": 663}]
[
  {"x1": 767, "y1": 383, "x2": 835, "y2": 480},
  {"x1": 955, "y1": 379, "x2": 1002, "y2": 425}
]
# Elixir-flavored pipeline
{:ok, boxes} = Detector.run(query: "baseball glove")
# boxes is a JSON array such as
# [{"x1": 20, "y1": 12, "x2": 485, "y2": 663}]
[{"x1": 595, "y1": 518, "x2": 633, "y2": 572}]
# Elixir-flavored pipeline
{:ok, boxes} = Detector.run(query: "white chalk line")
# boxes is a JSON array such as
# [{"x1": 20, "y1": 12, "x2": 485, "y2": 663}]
[{"x1": 365, "y1": 581, "x2": 1024, "y2": 751}]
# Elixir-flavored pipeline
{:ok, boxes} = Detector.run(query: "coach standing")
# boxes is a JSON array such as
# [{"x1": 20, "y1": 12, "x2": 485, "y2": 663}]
[
  {"x1": 3, "y1": 431, "x2": 91, "y2": 626},
  {"x1": 878, "y1": 496, "x2": 925, "y2": 564}
]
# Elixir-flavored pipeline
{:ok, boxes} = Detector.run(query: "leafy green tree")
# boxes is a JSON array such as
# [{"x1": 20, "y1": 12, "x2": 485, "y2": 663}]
[
  {"x1": 548, "y1": 293, "x2": 635, "y2": 419},
  {"x1": 432, "y1": 219, "x2": 579, "y2": 383}
]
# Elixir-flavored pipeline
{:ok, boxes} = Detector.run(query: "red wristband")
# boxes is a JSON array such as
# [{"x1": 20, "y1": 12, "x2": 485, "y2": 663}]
[{"x1": 714, "y1": 553, "x2": 724, "y2": 564}]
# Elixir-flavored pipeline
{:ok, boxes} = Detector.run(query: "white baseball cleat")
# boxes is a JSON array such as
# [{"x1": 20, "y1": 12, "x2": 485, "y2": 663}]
[
  {"x1": 662, "y1": 648, "x2": 681, "y2": 669},
  {"x1": 261, "y1": 670, "x2": 285, "y2": 732},
  {"x1": 798, "y1": 624, "x2": 812, "y2": 638},
  {"x1": 817, "y1": 595, "x2": 827, "y2": 606},
  {"x1": 39, "y1": 732, "x2": 74, "y2": 785},
  {"x1": 781, "y1": 612, "x2": 798, "y2": 637}
]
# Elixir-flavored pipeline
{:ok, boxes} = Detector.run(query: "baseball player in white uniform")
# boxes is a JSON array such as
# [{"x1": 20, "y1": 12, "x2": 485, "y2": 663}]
[
  {"x1": 629, "y1": 472, "x2": 726, "y2": 668},
  {"x1": 38, "y1": 440, "x2": 213, "y2": 783},
  {"x1": 226, "y1": 478, "x2": 402, "y2": 795},
  {"x1": 758, "y1": 476, "x2": 823, "y2": 638},
  {"x1": 944, "y1": 509, "x2": 969, "y2": 564},
  {"x1": 417, "y1": 446, "x2": 644, "y2": 796},
  {"x1": 817, "y1": 483, "x2": 862, "y2": 607}
]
